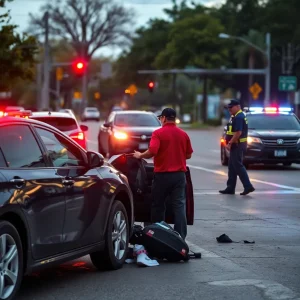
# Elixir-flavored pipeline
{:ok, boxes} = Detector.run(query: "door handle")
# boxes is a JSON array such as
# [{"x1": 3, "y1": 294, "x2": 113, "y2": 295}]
[
  {"x1": 9, "y1": 178, "x2": 25, "y2": 189},
  {"x1": 62, "y1": 177, "x2": 75, "y2": 186}
]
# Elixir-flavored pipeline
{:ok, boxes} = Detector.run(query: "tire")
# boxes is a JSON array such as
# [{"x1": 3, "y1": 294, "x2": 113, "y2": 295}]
[
  {"x1": 0, "y1": 221, "x2": 24, "y2": 300},
  {"x1": 221, "y1": 146, "x2": 228, "y2": 166},
  {"x1": 90, "y1": 200, "x2": 129, "y2": 270},
  {"x1": 283, "y1": 162, "x2": 292, "y2": 166},
  {"x1": 98, "y1": 139, "x2": 106, "y2": 157}
]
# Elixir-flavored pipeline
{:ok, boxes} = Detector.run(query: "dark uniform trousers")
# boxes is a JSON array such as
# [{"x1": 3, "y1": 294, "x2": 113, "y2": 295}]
[
  {"x1": 151, "y1": 172, "x2": 187, "y2": 240},
  {"x1": 227, "y1": 143, "x2": 252, "y2": 191}
]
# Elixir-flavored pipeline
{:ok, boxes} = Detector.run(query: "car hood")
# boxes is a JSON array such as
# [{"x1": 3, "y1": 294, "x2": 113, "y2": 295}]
[
  {"x1": 114, "y1": 126, "x2": 160, "y2": 134},
  {"x1": 249, "y1": 130, "x2": 300, "y2": 138}
]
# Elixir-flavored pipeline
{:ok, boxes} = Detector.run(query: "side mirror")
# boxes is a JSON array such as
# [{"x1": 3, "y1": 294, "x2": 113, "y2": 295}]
[
  {"x1": 87, "y1": 151, "x2": 104, "y2": 168},
  {"x1": 80, "y1": 124, "x2": 88, "y2": 132},
  {"x1": 103, "y1": 122, "x2": 111, "y2": 128}
]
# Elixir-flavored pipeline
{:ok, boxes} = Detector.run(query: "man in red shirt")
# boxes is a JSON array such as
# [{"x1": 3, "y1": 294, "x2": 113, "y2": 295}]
[{"x1": 133, "y1": 108, "x2": 193, "y2": 239}]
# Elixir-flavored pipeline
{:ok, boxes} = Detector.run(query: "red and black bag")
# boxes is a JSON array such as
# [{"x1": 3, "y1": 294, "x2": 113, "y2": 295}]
[{"x1": 130, "y1": 222, "x2": 201, "y2": 262}]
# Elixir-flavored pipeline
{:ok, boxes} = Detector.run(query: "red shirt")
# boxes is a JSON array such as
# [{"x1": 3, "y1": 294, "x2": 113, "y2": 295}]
[{"x1": 148, "y1": 123, "x2": 193, "y2": 173}]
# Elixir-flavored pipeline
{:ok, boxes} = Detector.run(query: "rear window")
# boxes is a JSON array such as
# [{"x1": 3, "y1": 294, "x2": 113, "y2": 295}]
[
  {"x1": 32, "y1": 117, "x2": 78, "y2": 131},
  {"x1": 114, "y1": 113, "x2": 160, "y2": 127},
  {"x1": 86, "y1": 108, "x2": 98, "y2": 112},
  {"x1": 247, "y1": 114, "x2": 300, "y2": 130}
]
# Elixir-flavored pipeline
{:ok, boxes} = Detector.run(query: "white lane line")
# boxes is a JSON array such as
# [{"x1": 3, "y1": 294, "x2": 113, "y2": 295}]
[
  {"x1": 186, "y1": 240, "x2": 221, "y2": 258},
  {"x1": 194, "y1": 190, "x2": 300, "y2": 195},
  {"x1": 208, "y1": 279, "x2": 300, "y2": 300},
  {"x1": 188, "y1": 165, "x2": 300, "y2": 191}
]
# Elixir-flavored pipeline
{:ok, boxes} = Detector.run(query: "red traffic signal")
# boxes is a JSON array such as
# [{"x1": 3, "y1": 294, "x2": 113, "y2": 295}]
[
  {"x1": 148, "y1": 81, "x2": 155, "y2": 92},
  {"x1": 72, "y1": 59, "x2": 87, "y2": 77}
]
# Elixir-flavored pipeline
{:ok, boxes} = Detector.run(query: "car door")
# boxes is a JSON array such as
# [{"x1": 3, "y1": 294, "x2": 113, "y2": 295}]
[
  {"x1": 109, "y1": 154, "x2": 194, "y2": 225},
  {"x1": 0, "y1": 123, "x2": 66, "y2": 260},
  {"x1": 34, "y1": 126, "x2": 107, "y2": 252}
]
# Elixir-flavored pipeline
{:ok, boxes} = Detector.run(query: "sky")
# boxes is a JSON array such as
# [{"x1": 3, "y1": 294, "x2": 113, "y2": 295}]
[{"x1": 5, "y1": 0, "x2": 224, "y2": 57}]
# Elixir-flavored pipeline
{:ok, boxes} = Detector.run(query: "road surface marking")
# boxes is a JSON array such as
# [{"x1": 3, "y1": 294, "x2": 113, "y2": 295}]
[
  {"x1": 186, "y1": 240, "x2": 221, "y2": 258},
  {"x1": 194, "y1": 190, "x2": 300, "y2": 195},
  {"x1": 188, "y1": 165, "x2": 300, "y2": 191},
  {"x1": 208, "y1": 279, "x2": 300, "y2": 300}
]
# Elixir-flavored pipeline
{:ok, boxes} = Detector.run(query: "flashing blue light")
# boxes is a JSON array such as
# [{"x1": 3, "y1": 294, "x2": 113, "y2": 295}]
[
  {"x1": 278, "y1": 107, "x2": 292, "y2": 112},
  {"x1": 249, "y1": 107, "x2": 264, "y2": 112}
]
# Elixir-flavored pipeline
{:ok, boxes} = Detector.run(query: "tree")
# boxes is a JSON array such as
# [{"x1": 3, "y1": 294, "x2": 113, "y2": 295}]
[
  {"x1": 29, "y1": 0, "x2": 135, "y2": 60},
  {"x1": 0, "y1": 0, "x2": 37, "y2": 91},
  {"x1": 114, "y1": 19, "x2": 171, "y2": 86},
  {"x1": 154, "y1": 14, "x2": 228, "y2": 69}
]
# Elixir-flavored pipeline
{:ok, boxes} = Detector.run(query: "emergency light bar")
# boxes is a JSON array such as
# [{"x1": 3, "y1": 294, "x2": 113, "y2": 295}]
[
  {"x1": 244, "y1": 107, "x2": 294, "y2": 113},
  {"x1": 4, "y1": 110, "x2": 32, "y2": 118}
]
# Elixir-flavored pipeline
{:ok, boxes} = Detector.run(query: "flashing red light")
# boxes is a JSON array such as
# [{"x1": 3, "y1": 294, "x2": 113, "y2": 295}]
[
  {"x1": 148, "y1": 82, "x2": 154, "y2": 88},
  {"x1": 221, "y1": 138, "x2": 225, "y2": 144}
]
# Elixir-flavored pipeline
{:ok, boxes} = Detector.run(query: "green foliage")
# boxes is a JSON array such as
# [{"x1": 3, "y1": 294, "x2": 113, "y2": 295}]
[
  {"x1": 0, "y1": 0, "x2": 37, "y2": 91},
  {"x1": 154, "y1": 14, "x2": 228, "y2": 69}
]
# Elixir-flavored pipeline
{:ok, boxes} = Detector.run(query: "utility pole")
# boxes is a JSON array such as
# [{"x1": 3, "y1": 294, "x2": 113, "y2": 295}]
[
  {"x1": 265, "y1": 33, "x2": 271, "y2": 106},
  {"x1": 41, "y1": 11, "x2": 50, "y2": 110}
]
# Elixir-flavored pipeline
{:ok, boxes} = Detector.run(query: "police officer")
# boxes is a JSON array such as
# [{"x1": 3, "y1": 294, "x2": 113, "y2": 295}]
[{"x1": 219, "y1": 100, "x2": 255, "y2": 196}]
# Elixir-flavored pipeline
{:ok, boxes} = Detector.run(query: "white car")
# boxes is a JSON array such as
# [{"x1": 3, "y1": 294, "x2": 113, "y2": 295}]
[{"x1": 82, "y1": 107, "x2": 100, "y2": 121}]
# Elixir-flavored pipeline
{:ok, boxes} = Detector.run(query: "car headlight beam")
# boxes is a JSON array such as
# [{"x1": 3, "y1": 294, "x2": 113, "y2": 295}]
[{"x1": 247, "y1": 136, "x2": 262, "y2": 144}]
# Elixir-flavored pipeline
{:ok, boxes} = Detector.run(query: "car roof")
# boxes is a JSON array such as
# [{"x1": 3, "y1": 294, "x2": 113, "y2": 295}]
[
  {"x1": 113, "y1": 110, "x2": 156, "y2": 115},
  {"x1": 31, "y1": 111, "x2": 75, "y2": 119},
  {"x1": 0, "y1": 116, "x2": 62, "y2": 128}
]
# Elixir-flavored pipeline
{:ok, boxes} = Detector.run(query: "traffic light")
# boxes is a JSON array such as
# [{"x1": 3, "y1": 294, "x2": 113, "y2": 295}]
[
  {"x1": 148, "y1": 81, "x2": 154, "y2": 93},
  {"x1": 72, "y1": 59, "x2": 87, "y2": 77}
]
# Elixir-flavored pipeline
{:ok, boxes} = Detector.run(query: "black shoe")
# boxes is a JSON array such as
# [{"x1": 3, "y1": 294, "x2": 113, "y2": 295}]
[
  {"x1": 219, "y1": 189, "x2": 235, "y2": 195},
  {"x1": 240, "y1": 187, "x2": 255, "y2": 195}
]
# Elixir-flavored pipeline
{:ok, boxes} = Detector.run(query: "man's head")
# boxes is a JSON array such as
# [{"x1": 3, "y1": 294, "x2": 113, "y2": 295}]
[
  {"x1": 157, "y1": 108, "x2": 176, "y2": 125},
  {"x1": 225, "y1": 99, "x2": 241, "y2": 115}
]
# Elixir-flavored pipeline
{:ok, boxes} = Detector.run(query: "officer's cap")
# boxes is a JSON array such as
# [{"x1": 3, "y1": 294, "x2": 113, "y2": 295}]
[{"x1": 225, "y1": 99, "x2": 240, "y2": 108}]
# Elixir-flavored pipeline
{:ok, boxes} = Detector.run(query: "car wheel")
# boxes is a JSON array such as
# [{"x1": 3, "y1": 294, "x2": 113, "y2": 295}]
[
  {"x1": 90, "y1": 200, "x2": 129, "y2": 270},
  {"x1": 98, "y1": 141, "x2": 106, "y2": 156},
  {"x1": 0, "y1": 221, "x2": 24, "y2": 300},
  {"x1": 283, "y1": 162, "x2": 292, "y2": 166},
  {"x1": 221, "y1": 146, "x2": 228, "y2": 166}
]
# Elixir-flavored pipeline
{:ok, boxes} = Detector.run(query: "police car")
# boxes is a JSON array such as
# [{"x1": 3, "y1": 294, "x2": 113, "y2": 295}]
[{"x1": 220, "y1": 107, "x2": 300, "y2": 167}]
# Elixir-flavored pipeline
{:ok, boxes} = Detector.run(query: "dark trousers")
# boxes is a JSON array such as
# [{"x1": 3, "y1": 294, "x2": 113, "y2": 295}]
[
  {"x1": 227, "y1": 143, "x2": 253, "y2": 191},
  {"x1": 151, "y1": 172, "x2": 187, "y2": 240}
]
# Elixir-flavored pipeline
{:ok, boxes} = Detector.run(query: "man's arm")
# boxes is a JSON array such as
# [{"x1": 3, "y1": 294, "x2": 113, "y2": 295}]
[
  {"x1": 139, "y1": 150, "x2": 154, "y2": 159},
  {"x1": 133, "y1": 131, "x2": 160, "y2": 159},
  {"x1": 186, "y1": 134, "x2": 193, "y2": 159},
  {"x1": 227, "y1": 117, "x2": 243, "y2": 148},
  {"x1": 229, "y1": 131, "x2": 242, "y2": 144}
]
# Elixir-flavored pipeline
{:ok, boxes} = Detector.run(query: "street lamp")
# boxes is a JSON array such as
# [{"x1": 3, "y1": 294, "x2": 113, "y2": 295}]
[{"x1": 219, "y1": 32, "x2": 271, "y2": 106}]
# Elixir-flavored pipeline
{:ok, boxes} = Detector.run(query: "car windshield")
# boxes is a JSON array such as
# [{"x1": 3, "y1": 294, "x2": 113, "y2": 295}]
[
  {"x1": 32, "y1": 117, "x2": 78, "y2": 131},
  {"x1": 247, "y1": 114, "x2": 300, "y2": 130},
  {"x1": 114, "y1": 113, "x2": 160, "y2": 127}
]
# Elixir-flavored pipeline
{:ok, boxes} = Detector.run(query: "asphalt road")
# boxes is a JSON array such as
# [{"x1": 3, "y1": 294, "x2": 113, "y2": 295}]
[{"x1": 18, "y1": 121, "x2": 300, "y2": 300}]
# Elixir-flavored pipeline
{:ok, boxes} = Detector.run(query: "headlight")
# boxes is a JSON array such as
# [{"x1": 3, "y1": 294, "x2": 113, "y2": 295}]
[
  {"x1": 176, "y1": 118, "x2": 180, "y2": 124},
  {"x1": 247, "y1": 136, "x2": 262, "y2": 144},
  {"x1": 113, "y1": 131, "x2": 128, "y2": 140},
  {"x1": 297, "y1": 138, "x2": 300, "y2": 144}
]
